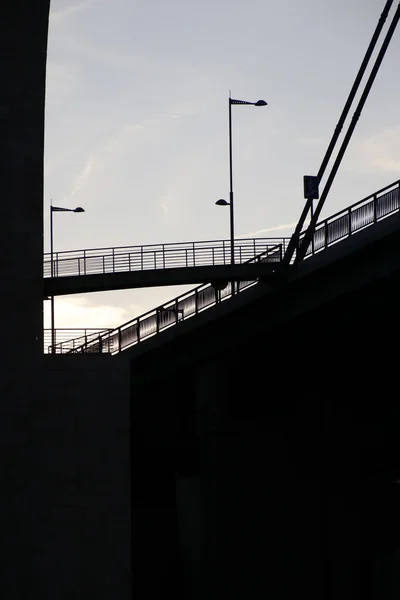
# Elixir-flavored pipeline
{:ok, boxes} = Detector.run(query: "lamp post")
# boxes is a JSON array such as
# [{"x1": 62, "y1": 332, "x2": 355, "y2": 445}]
[
  {"x1": 50, "y1": 205, "x2": 85, "y2": 353},
  {"x1": 216, "y1": 94, "x2": 267, "y2": 287}
]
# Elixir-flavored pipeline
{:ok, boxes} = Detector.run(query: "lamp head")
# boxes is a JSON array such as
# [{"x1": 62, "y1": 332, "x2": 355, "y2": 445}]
[
  {"x1": 254, "y1": 100, "x2": 268, "y2": 106},
  {"x1": 215, "y1": 199, "x2": 230, "y2": 206}
]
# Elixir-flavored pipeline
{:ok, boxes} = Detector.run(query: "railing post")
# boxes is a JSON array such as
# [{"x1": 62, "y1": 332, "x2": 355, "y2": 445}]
[
  {"x1": 348, "y1": 207, "x2": 352, "y2": 235},
  {"x1": 137, "y1": 318, "x2": 141, "y2": 343},
  {"x1": 324, "y1": 222, "x2": 328, "y2": 249},
  {"x1": 195, "y1": 289, "x2": 198, "y2": 314},
  {"x1": 112, "y1": 248, "x2": 115, "y2": 273},
  {"x1": 193, "y1": 241, "x2": 196, "y2": 267},
  {"x1": 373, "y1": 194, "x2": 377, "y2": 223},
  {"x1": 163, "y1": 244, "x2": 166, "y2": 269},
  {"x1": 118, "y1": 327, "x2": 122, "y2": 352},
  {"x1": 84, "y1": 249, "x2": 87, "y2": 275}
]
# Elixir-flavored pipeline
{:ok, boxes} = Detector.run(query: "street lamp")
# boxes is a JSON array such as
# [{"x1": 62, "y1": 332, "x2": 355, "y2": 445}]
[
  {"x1": 216, "y1": 95, "x2": 268, "y2": 268},
  {"x1": 50, "y1": 204, "x2": 85, "y2": 354}
]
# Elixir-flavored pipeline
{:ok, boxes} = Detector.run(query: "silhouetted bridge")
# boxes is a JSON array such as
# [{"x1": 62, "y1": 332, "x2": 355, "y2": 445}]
[
  {"x1": 45, "y1": 178, "x2": 400, "y2": 354},
  {"x1": 43, "y1": 238, "x2": 286, "y2": 296}
]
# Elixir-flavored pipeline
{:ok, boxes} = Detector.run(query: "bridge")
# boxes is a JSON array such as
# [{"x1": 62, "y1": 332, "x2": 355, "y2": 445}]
[
  {"x1": 46, "y1": 178, "x2": 400, "y2": 354},
  {"x1": 129, "y1": 175, "x2": 400, "y2": 600},
  {"x1": 43, "y1": 237, "x2": 286, "y2": 296},
  {"x1": 5, "y1": 1, "x2": 400, "y2": 599},
  {"x1": 44, "y1": 175, "x2": 400, "y2": 300}
]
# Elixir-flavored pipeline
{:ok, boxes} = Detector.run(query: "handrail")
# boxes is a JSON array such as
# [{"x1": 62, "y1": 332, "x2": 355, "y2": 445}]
[
  {"x1": 298, "y1": 178, "x2": 400, "y2": 257},
  {"x1": 311, "y1": 177, "x2": 399, "y2": 228},
  {"x1": 68, "y1": 244, "x2": 284, "y2": 355},
  {"x1": 43, "y1": 237, "x2": 291, "y2": 279},
  {"x1": 43, "y1": 328, "x2": 113, "y2": 354}
]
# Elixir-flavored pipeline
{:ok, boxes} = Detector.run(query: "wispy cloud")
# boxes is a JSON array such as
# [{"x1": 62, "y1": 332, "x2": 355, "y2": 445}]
[
  {"x1": 160, "y1": 198, "x2": 170, "y2": 217},
  {"x1": 50, "y1": 0, "x2": 103, "y2": 22},
  {"x1": 62, "y1": 124, "x2": 144, "y2": 204},
  {"x1": 64, "y1": 155, "x2": 96, "y2": 203},
  {"x1": 61, "y1": 99, "x2": 205, "y2": 205},
  {"x1": 239, "y1": 222, "x2": 297, "y2": 238},
  {"x1": 347, "y1": 125, "x2": 400, "y2": 174},
  {"x1": 44, "y1": 296, "x2": 136, "y2": 328}
]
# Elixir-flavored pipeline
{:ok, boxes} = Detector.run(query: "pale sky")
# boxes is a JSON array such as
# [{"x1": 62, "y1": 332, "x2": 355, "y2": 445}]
[{"x1": 44, "y1": 0, "x2": 400, "y2": 329}]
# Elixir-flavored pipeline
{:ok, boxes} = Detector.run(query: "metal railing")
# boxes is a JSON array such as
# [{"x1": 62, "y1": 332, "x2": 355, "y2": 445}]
[
  {"x1": 48, "y1": 178, "x2": 400, "y2": 356},
  {"x1": 43, "y1": 237, "x2": 290, "y2": 279},
  {"x1": 67, "y1": 244, "x2": 284, "y2": 355},
  {"x1": 43, "y1": 328, "x2": 113, "y2": 354},
  {"x1": 297, "y1": 179, "x2": 400, "y2": 257}
]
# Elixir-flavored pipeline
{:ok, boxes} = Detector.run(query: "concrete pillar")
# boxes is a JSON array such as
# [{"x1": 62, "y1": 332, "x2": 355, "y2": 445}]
[
  {"x1": 0, "y1": 1, "x2": 50, "y2": 360},
  {"x1": 174, "y1": 362, "x2": 218, "y2": 599},
  {"x1": 0, "y1": 3, "x2": 50, "y2": 596}
]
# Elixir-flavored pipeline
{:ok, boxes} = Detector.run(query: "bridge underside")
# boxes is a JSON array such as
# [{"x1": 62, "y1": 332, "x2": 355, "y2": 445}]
[
  {"x1": 44, "y1": 262, "x2": 279, "y2": 297},
  {"x1": 133, "y1": 216, "x2": 400, "y2": 598}
]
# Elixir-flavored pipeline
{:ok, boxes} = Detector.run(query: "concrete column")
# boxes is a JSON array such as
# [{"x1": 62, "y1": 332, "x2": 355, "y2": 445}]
[
  {"x1": 0, "y1": 1, "x2": 50, "y2": 360},
  {"x1": 174, "y1": 362, "x2": 218, "y2": 599}
]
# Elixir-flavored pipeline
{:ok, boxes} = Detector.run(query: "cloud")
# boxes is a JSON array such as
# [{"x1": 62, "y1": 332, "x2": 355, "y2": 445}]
[
  {"x1": 50, "y1": 0, "x2": 103, "y2": 22},
  {"x1": 346, "y1": 125, "x2": 400, "y2": 174},
  {"x1": 64, "y1": 155, "x2": 96, "y2": 203},
  {"x1": 160, "y1": 199, "x2": 170, "y2": 217},
  {"x1": 60, "y1": 99, "x2": 204, "y2": 205},
  {"x1": 44, "y1": 296, "x2": 137, "y2": 329},
  {"x1": 239, "y1": 222, "x2": 297, "y2": 238},
  {"x1": 61, "y1": 123, "x2": 143, "y2": 203}
]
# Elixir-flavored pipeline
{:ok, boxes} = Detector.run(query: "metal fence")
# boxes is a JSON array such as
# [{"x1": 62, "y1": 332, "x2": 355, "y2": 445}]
[
  {"x1": 299, "y1": 179, "x2": 400, "y2": 257},
  {"x1": 68, "y1": 244, "x2": 283, "y2": 355},
  {"x1": 43, "y1": 328, "x2": 113, "y2": 354},
  {"x1": 43, "y1": 237, "x2": 290, "y2": 278}
]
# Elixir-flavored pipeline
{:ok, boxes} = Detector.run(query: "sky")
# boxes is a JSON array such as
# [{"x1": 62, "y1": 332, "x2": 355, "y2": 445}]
[{"x1": 44, "y1": 0, "x2": 400, "y2": 330}]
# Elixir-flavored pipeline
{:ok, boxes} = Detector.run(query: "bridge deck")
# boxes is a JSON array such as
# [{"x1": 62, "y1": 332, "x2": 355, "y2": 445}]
[{"x1": 44, "y1": 237, "x2": 287, "y2": 297}]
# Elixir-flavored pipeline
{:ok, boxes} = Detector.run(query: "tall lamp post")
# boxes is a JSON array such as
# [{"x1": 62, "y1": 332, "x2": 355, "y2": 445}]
[
  {"x1": 50, "y1": 205, "x2": 85, "y2": 353},
  {"x1": 215, "y1": 95, "x2": 268, "y2": 293},
  {"x1": 216, "y1": 95, "x2": 267, "y2": 269}
]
